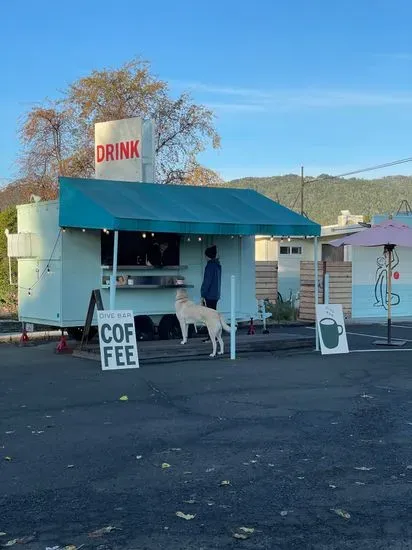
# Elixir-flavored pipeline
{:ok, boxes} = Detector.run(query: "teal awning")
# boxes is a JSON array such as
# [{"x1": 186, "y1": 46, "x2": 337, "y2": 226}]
[{"x1": 59, "y1": 177, "x2": 320, "y2": 236}]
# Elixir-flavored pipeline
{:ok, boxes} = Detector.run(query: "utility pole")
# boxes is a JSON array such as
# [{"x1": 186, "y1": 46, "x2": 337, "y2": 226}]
[{"x1": 300, "y1": 166, "x2": 304, "y2": 215}]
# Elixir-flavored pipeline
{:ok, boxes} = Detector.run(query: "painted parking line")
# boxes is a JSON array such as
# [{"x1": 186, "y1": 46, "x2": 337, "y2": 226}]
[
  {"x1": 345, "y1": 330, "x2": 412, "y2": 342},
  {"x1": 350, "y1": 348, "x2": 412, "y2": 353},
  {"x1": 305, "y1": 326, "x2": 412, "y2": 343},
  {"x1": 312, "y1": 348, "x2": 412, "y2": 354}
]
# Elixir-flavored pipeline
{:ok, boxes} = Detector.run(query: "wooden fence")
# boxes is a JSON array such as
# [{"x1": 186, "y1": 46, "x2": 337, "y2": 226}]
[
  {"x1": 299, "y1": 261, "x2": 352, "y2": 321},
  {"x1": 256, "y1": 261, "x2": 278, "y2": 302}
]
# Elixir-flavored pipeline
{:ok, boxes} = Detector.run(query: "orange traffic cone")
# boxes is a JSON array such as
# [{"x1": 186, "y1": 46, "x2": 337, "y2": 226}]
[
  {"x1": 248, "y1": 317, "x2": 256, "y2": 335},
  {"x1": 55, "y1": 333, "x2": 72, "y2": 354},
  {"x1": 19, "y1": 329, "x2": 29, "y2": 346}
]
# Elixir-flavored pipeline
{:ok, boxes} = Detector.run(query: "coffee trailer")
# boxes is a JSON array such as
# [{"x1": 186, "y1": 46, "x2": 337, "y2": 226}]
[{"x1": 7, "y1": 177, "x2": 320, "y2": 340}]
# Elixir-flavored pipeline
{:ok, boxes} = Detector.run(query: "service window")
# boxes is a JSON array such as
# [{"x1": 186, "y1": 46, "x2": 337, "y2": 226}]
[
  {"x1": 101, "y1": 231, "x2": 180, "y2": 267},
  {"x1": 291, "y1": 246, "x2": 302, "y2": 255},
  {"x1": 279, "y1": 246, "x2": 290, "y2": 255}
]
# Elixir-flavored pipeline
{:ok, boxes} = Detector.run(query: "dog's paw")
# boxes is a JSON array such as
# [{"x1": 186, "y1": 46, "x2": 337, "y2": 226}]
[
  {"x1": 218, "y1": 351, "x2": 224, "y2": 355},
  {"x1": 181, "y1": 340, "x2": 186, "y2": 345},
  {"x1": 209, "y1": 353, "x2": 216, "y2": 358}
]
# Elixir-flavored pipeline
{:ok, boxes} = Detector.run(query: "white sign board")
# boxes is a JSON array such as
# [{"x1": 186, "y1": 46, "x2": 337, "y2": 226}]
[
  {"x1": 95, "y1": 117, "x2": 143, "y2": 181},
  {"x1": 97, "y1": 310, "x2": 139, "y2": 370},
  {"x1": 316, "y1": 304, "x2": 349, "y2": 355}
]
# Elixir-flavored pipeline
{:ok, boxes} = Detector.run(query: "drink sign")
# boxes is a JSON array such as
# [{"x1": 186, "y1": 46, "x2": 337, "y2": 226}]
[
  {"x1": 97, "y1": 310, "x2": 139, "y2": 370},
  {"x1": 316, "y1": 304, "x2": 349, "y2": 355}
]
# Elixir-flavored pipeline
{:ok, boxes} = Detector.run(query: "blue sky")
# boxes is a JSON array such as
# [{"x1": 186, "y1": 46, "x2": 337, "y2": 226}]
[{"x1": 2, "y1": 0, "x2": 412, "y2": 183}]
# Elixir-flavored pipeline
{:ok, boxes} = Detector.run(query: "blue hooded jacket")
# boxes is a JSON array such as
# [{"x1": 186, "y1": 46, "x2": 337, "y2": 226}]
[{"x1": 201, "y1": 258, "x2": 222, "y2": 301}]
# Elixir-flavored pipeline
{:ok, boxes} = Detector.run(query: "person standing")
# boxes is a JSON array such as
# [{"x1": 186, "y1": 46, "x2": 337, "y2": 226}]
[{"x1": 201, "y1": 245, "x2": 221, "y2": 310}]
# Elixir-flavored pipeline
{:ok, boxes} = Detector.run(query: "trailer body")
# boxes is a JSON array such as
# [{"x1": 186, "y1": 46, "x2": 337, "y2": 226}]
[{"x1": 14, "y1": 201, "x2": 257, "y2": 331}]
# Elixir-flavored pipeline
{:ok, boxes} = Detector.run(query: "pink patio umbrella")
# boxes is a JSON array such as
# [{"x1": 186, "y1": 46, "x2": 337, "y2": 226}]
[{"x1": 330, "y1": 219, "x2": 412, "y2": 345}]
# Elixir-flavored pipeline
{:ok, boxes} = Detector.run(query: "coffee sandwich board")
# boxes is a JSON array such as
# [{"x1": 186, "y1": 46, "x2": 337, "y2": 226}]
[
  {"x1": 316, "y1": 304, "x2": 349, "y2": 355},
  {"x1": 97, "y1": 310, "x2": 139, "y2": 370}
]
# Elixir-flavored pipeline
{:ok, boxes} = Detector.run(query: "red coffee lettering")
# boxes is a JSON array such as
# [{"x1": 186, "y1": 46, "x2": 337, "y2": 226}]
[
  {"x1": 120, "y1": 141, "x2": 130, "y2": 159},
  {"x1": 130, "y1": 140, "x2": 140, "y2": 158},
  {"x1": 115, "y1": 142, "x2": 119, "y2": 160},
  {"x1": 106, "y1": 144, "x2": 114, "y2": 161},
  {"x1": 96, "y1": 145, "x2": 105, "y2": 163}
]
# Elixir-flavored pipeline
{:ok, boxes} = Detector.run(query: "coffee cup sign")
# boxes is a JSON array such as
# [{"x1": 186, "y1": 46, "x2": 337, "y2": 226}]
[
  {"x1": 97, "y1": 310, "x2": 139, "y2": 370},
  {"x1": 316, "y1": 304, "x2": 349, "y2": 355}
]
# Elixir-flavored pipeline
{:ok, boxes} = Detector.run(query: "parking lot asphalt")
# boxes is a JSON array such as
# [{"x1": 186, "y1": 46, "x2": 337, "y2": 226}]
[
  {"x1": 279, "y1": 320, "x2": 412, "y2": 352},
  {"x1": 2, "y1": 335, "x2": 412, "y2": 549}
]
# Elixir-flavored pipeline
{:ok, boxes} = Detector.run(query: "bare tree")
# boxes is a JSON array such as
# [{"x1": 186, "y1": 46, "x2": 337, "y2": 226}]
[{"x1": 20, "y1": 105, "x2": 73, "y2": 183}]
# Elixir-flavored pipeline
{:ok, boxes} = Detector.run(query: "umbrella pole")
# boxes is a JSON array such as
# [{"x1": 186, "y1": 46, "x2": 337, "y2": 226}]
[
  {"x1": 387, "y1": 246, "x2": 392, "y2": 344},
  {"x1": 375, "y1": 244, "x2": 404, "y2": 347}
]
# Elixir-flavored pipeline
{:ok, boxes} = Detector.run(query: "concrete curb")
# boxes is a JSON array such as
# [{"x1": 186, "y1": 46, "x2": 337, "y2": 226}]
[
  {"x1": 73, "y1": 337, "x2": 314, "y2": 365},
  {"x1": 0, "y1": 331, "x2": 62, "y2": 344}
]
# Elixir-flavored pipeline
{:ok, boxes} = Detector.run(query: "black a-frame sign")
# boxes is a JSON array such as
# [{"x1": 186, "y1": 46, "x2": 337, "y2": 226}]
[{"x1": 80, "y1": 289, "x2": 104, "y2": 349}]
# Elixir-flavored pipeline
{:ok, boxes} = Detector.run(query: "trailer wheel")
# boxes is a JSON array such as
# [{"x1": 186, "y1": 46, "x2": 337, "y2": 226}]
[
  {"x1": 158, "y1": 314, "x2": 181, "y2": 340},
  {"x1": 66, "y1": 326, "x2": 97, "y2": 342},
  {"x1": 134, "y1": 315, "x2": 155, "y2": 341}
]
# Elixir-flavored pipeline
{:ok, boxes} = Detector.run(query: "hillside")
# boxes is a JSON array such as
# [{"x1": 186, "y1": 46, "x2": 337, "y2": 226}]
[{"x1": 226, "y1": 174, "x2": 412, "y2": 225}]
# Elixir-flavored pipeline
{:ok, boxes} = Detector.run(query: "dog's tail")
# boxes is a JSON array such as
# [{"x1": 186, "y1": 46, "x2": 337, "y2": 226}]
[{"x1": 220, "y1": 315, "x2": 236, "y2": 333}]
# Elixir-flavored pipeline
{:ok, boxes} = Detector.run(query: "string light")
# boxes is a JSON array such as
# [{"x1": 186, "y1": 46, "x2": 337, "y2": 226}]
[
  {"x1": 187, "y1": 236, "x2": 191, "y2": 242},
  {"x1": 287, "y1": 237, "x2": 291, "y2": 242},
  {"x1": 198, "y1": 236, "x2": 202, "y2": 242},
  {"x1": 151, "y1": 233, "x2": 155, "y2": 237},
  {"x1": 82, "y1": 228, "x2": 86, "y2": 232},
  {"x1": 142, "y1": 233, "x2": 147, "y2": 239},
  {"x1": 17, "y1": 230, "x2": 62, "y2": 296}
]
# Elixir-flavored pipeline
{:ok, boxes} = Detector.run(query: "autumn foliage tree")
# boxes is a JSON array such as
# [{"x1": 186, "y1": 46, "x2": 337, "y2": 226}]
[
  {"x1": 183, "y1": 160, "x2": 224, "y2": 186},
  {"x1": 17, "y1": 58, "x2": 221, "y2": 192}
]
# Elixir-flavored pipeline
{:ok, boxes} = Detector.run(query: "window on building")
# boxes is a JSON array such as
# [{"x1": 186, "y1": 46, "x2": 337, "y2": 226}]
[
  {"x1": 291, "y1": 246, "x2": 302, "y2": 255},
  {"x1": 279, "y1": 246, "x2": 290, "y2": 255}
]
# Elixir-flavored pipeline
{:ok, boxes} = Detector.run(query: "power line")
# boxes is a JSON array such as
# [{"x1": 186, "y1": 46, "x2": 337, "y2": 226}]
[
  {"x1": 307, "y1": 156, "x2": 412, "y2": 185},
  {"x1": 291, "y1": 156, "x2": 412, "y2": 212}
]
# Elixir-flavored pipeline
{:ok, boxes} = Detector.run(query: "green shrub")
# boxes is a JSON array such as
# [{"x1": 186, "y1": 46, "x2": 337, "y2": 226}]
[
  {"x1": 265, "y1": 297, "x2": 298, "y2": 323},
  {"x1": 0, "y1": 207, "x2": 17, "y2": 313}
]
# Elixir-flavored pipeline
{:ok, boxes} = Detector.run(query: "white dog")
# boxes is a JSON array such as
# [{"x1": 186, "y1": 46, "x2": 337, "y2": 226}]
[{"x1": 175, "y1": 289, "x2": 235, "y2": 357}]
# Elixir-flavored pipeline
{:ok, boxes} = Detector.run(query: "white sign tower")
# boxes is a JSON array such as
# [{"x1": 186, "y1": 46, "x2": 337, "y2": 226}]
[
  {"x1": 95, "y1": 117, "x2": 155, "y2": 182},
  {"x1": 94, "y1": 117, "x2": 155, "y2": 370}
]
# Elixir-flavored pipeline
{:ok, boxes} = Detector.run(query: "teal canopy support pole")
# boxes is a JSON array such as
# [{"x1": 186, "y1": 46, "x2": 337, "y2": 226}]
[
  {"x1": 109, "y1": 230, "x2": 119, "y2": 310},
  {"x1": 230, "y1": 275, "x2": 236, "y2": 360},
  {"x1": 324, "y1": 273, "x2": 330, "y2": 304}
]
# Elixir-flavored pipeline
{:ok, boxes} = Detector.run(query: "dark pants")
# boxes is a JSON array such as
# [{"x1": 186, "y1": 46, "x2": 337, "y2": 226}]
[{"x1": 203, "y1": 299, "x2": 218, "y2": 341}]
